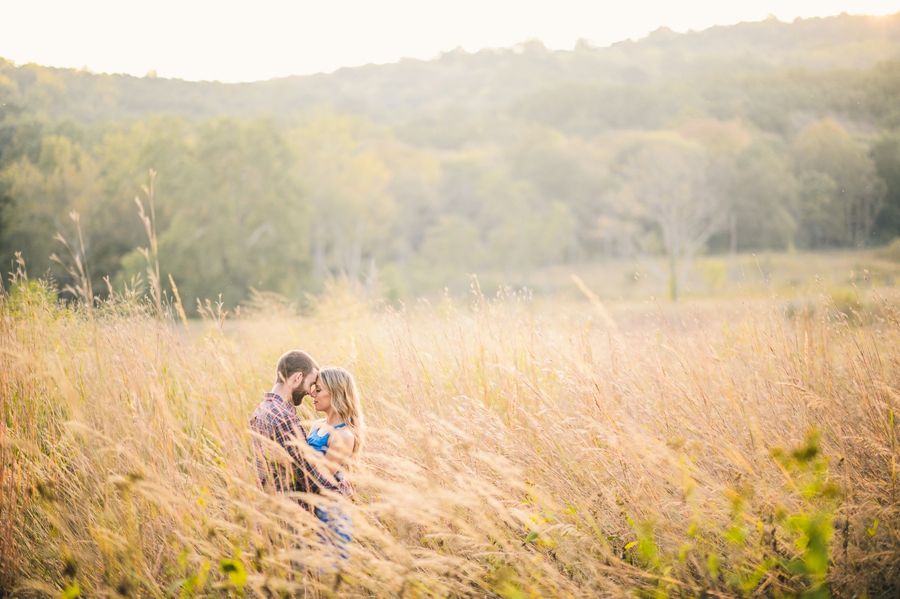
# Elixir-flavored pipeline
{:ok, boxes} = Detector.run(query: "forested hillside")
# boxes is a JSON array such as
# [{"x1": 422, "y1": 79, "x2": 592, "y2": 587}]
[
  {"x1": 3, "y1": 12, "x2": 900, "y2": 123},
  {"x1": 2, "y1": 12, "x2": 900, "y2": 306}
]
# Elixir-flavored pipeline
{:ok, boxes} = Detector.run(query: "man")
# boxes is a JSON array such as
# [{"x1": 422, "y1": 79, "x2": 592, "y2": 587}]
[{"x1": 250, "y1": 349, "x2": 348, "y2": 499}]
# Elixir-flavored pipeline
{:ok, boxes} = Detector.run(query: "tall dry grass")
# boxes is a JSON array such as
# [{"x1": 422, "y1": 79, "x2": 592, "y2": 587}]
[{"x1": 2, "y1": 271, "x2": 900, "y2": 597}]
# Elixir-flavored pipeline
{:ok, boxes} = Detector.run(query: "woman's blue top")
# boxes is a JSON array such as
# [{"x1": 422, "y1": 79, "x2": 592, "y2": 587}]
[{"x1": 307, "y1": 423, "x2": 346, "y2": 455}]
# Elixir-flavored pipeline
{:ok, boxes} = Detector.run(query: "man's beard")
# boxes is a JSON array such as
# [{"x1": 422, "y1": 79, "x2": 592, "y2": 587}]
[{"x1": 291, "y1": 387, "x2": 308, "y2": 406}]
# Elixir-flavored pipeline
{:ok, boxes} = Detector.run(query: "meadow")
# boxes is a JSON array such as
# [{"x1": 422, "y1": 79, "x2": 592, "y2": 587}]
[
  {"x1": 451, "y1": 248, "x2": 900, "y2": 305},
  {"x1": 2, "y1": 258, "x2": 900, "y2": 598}
]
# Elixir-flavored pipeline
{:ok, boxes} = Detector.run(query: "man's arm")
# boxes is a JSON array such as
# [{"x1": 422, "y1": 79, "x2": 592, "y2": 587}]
[{"x1": 271, "y1": 412, "x2": 340, "y2": 494}]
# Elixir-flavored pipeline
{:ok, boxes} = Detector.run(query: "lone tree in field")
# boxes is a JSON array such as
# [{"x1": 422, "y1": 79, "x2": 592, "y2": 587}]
[{"x1": 613, "y1": 134, "x2": 730, "y2": 302}]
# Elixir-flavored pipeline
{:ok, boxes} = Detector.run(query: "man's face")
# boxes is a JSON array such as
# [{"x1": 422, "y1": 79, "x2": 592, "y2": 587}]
[{"x1": 290, "y1": 369, "x2": 318, "y2": 406}]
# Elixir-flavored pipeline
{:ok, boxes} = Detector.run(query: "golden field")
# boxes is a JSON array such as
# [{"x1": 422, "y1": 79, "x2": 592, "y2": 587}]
[{"x1": 2, "y1": 269, "x2": 900, "y2": 598}]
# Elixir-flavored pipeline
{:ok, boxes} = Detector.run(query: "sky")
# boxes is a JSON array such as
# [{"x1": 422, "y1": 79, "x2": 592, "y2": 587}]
[{"x1": 2, "y1": 0, "x2": 899, "y2": 82}]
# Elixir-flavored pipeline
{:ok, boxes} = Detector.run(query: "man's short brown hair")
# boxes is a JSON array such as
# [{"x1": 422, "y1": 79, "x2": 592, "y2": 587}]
[{"x1": 275, "y1": 350, "x2": 318, "y2": 385}]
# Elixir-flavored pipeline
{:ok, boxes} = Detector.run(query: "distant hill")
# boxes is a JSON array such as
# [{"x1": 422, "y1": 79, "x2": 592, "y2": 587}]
[{"x1": 1, "y1": 11, "x2": 899, "y2": 125}]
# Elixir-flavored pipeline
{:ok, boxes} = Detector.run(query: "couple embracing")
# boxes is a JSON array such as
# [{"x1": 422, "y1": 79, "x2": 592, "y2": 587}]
[{"x1": 249, "y1": 350, "x2": 363, "y2": 556}]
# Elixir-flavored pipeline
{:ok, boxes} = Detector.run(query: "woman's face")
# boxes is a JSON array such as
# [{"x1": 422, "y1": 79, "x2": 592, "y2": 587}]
[{"x1": 311, "y1": 380, "x2": 332, "y2": 413}]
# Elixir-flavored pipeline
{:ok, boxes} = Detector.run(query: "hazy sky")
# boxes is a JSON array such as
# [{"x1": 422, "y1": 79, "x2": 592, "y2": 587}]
[{"x1": 3, "y1": 0, "x2": 899, "y2": 82}]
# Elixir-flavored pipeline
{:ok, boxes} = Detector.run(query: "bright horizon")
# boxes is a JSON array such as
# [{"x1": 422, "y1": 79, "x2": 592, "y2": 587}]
[{"x1": 3, "y1": 0, "x2": 900, "y2": 83}]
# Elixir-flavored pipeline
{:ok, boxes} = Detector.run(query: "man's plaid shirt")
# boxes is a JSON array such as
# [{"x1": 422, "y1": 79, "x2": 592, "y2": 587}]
[{"x1": 250, "y1": 392, "x2": 351, "y2": 498}]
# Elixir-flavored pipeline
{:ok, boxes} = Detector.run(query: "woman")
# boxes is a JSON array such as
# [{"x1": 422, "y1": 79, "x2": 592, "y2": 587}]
[{"x1": 308, "y1": 366, "x2": 364, "y2": 558}]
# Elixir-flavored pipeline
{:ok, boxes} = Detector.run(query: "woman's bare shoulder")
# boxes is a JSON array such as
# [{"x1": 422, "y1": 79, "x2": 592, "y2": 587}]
[{"x1": 331, "y1": 425, "x2": 354, "y2": 445}]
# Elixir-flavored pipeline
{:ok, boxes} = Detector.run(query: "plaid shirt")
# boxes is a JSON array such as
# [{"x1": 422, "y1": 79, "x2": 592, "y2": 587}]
[{"x1": 250, "y1": 392, "x2": 351, "y2": 498}]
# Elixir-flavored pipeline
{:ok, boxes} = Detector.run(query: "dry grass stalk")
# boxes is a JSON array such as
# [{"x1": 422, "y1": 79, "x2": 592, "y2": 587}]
[{"x1": 1, "y1": 278, "x2": 899, "y2": 597}]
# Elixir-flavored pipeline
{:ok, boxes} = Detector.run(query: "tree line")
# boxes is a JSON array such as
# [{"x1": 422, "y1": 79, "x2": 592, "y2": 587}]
[{"x1": 2, "y1": 14, "x2": 900, "y2": 304}]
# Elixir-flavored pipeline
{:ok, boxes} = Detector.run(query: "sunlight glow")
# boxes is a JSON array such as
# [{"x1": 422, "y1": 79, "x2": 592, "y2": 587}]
[{"x1": 2, "y1": 0, "x2": 900, "y2": 82}]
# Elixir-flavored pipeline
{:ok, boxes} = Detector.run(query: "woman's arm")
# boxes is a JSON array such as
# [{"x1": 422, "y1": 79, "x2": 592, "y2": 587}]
[{"x1": 320, "y1": 428, "x2": 353, "y2": 476}]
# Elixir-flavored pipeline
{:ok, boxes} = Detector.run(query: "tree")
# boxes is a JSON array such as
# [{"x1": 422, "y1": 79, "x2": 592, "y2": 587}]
[
  {"x1": 678, "y1": 118, "x2": 751, "y2": 253},
  {"x1": 487, "y1": 202, "x2": 574, "y2": 275},
  {"x1": 794, "y1": 171, "x2": 843, "y2": 248},
  {"x1": 507, "y1": 127, "x2": 607, "y2": 255},
  {"x1": 379, "y1": 141, "x2": 441, "y2": 266},
  {"x1": 792, "y1": 119, "x2": 886, "y2": 247},
  {"x1": 117, "y1": 117, "x2": 310, "y2": 308},
  {"x1": 0, "y1": 135, "x2": 99, "y2": 287},
  {"x1": 612, "y1": 134, "x2": 730, "y2": 301},
  {"x1": 871, "y1": 132, "x2": 900, "y2": 241},
  {"x1": 731, "y1": 141, "x2": 798, "y2": 250},
  {"x1": 290, "y1": 108, "x2": 395, "y2": 286},
  {"x1": 413, "y1": 215, "x2": 482, "y2": 291}
]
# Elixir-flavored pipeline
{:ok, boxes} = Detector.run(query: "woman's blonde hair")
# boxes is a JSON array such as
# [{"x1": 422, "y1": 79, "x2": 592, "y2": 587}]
[{"x1": 317, "y1": 367, "x2": 364, "y2": 461}]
